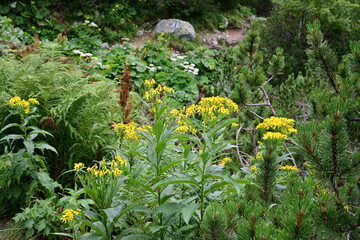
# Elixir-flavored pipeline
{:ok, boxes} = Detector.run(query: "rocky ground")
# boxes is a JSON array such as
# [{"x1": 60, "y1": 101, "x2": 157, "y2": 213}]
[{"x1": 129, "y1": 27, "x2": 247, "y2": 49}]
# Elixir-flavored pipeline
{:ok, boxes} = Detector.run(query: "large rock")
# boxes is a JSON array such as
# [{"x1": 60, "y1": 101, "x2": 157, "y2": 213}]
[{"x1": 154, "y1": 19, "x2": 196, "y2": 41}]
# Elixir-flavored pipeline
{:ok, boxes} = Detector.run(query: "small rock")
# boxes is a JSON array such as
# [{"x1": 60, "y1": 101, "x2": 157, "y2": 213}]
[
  {"x1": 136, "y1": 29, "x2": 144, "y2": 36},
  {"x1": 213, "y1": 30, "x2": 221, "y2": 34},
  {"x1": 212, "y1": 40, "x2": 218, "y2": 45},
  {"x1": 102, "y1": 42, "x2": 110, "y2": 49},
  {"x1": 223, "y1": 17, "x2": 229, "y2": 29},
  {"x1": 154, "y1": 19, "x2": 196, "y2": 41}
]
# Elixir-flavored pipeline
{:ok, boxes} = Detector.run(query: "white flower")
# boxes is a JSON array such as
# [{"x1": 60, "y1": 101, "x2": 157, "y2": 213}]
[
  {"x1": 84, "y1": 20, "x2": 90, "y2": 24},
  {"x1": 177, "y1": 55, "x2": 185, "y2": 59},
  {"x1": 157, "y1": 66, "x2": 162, "y2": 69},
  {"x1": 80, "y1": 53, "x2": 86, "y2": 57},
  {"x1": 183, "y1": 61, "x2": 189, "y2": 65},
  {"x1": 85, "y1": 53, "x2": 93, "y2": 57},
  {"x1": 90, "y1": 22, "x2": 98, "y2": 27},
  {"x1": 149, "y1": 67, "x2": 157, "y2": 71},
  {"x1": 193, "y1": 72, "x2": 199, "y2": 75},
  {"x1": 170, "y1": 57, "x2": 177, "y2": 61},
  {"x1": 188, "y1": 66, "x2": 195, "y2": 70},
  {"x1": 190, "y1": 63, "x2": 195, "y2": 67},
  {"x1": 73, "y1": 50, "x2": 81, "y2": 54},
  {"x1": 194, "y1": 68, "x2": 199, "y2": 72},
  {"x1": 149, "y1": 64, "x2": 154, "y2": 67}
]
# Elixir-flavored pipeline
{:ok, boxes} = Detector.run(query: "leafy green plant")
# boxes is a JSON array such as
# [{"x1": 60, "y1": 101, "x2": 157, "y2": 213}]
[
  {"x1": 13, "y1": 196, "x2": 62, "y2": 239},
  {"x1": 0, "y1": 96, "x2": 59, "y2": 214}
]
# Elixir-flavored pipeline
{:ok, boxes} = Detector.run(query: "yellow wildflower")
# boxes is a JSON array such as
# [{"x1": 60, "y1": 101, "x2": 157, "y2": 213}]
[
  {"x1": 262, "y1": 132, "x2": 288, "y2": 140},
  {"x1": 344, "y1": 204, "x2": 350, "y2": 210},
  {"x1": 279, "y1": 165, "x2": 298, "y2": 171},
  {"x1": 74, "y1": 162, "x2": 85, "y2": 170},
  {"x1": 31, "y1": 1, "x2": 36, "y2": 4},
  {"x1": 28, "y1": 98, "x2": 39, "y2": 105},
  {"x1": 113, "y1": 168, "x2": 123, "y2": 176},
  {"x1": 144, "y1": 79, "x2": 156, "y2": 87},
  {"x1": 219, "y1": 157, "x2": 232, "y2": 166},
  {"x1": 256, "y1": 116, "x2": 297, "y2": 135},
  {"x1": 60, "y1": 209, "x2": 81, "y2": 223},
  {"x1": 251, "y1": 166, "x2": 257, "y2": 172},
  {"x1": 114, "y1": 155, "x2": 127, "y2": 165}
]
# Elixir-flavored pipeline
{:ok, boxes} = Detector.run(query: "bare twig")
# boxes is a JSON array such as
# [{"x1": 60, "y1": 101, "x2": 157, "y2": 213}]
[
  {"x1": 260, "y1": 86, "x2": 277, "y2": 116},
  {"x1": 235, "y1": 123, "x2": 247, "y2": 167},
  {"x1": 248, "y1": 110, "x2": 265, "y2": 120}
]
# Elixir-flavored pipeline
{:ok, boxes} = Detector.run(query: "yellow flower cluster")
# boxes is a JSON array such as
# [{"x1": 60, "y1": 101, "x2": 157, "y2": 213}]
[
  {"x1": 9, "y1": 96, "x2": 39, "y2": 114},
  {"x1": 250, "y1": 166, "x2": 257, "y2": 172},
  {"x1": 279, "y1": 165, "x2": 298, "y2": 171},
  {"x1": 60, "y1": 208, "x2": 81, "y2": 223},
  {"x1": 113, "y1": 122, "x2": 152, "y2": 140},
  {"x1": 250, "y1": 152, "x2": 263, "y2": 162},
  {"x1": 219, "y1": 157, "x2": 232, "y2": 166},
  {"x1": 86, "y1": 156, "x2": 127, "y2": 178},
  {"x1": 256, "y1": 116, "x2": 297, "y2": 135},
  {"x1": 144, "y1": 79, "x2": 175, "y2": 102},
  {"x1": 74, "y1": 163, "x2": 85, "y2": 171},
  {"x1": 170, "y1": 96, "x2": 238, "y2": 133},
  {"x1": 263, "y1": 132, "x2": 288, "y2": 140}
]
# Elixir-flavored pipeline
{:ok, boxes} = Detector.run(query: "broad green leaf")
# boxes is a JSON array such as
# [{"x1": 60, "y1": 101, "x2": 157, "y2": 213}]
[
  {"x1": 181, "y1": 203, "x2": 199, "y2": 224},
  {"x1": 154, "y1": 203, "x2": 182, "y2": 214},
  {"x1": 35, "y1": 142, "x2": 58, "y2": 154},
  {"x1": 0, "y1": 123, "x2": 21, "y2": 133},
  {"x1": 160, "y1": 159, "x2": 183, "y2": 175},
  {"x1": 37, "y1": 171, "x2": 61, "y2": 192},
  {"x1": 104, "y1": 205, "x2": 123, "y2": 223},
  {"x1": 0, "y1": 134, "x2": 23, "y2": 142},
  {"x1": 128, "y1": 178, "x2": 156, "y2": 196},
  {"x1": 24, "y1": 140, "x2": 34, "y2": 156},
  {"x1": 119, "y1": 234, "x2": 151, "y2": 240},
  {"x1": 152, "y1": 175, "x2": 199, "y2": 189},
  {"x1": 79, "y1": 233, "x2": 103, "y2": 240}
]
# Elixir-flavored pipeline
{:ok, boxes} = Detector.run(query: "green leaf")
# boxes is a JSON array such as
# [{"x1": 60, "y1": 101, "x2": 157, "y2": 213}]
[
  {"x1": 181, "y1": 203, "x2": 199, "y2": 224},
  {"x1": 35, "y1": 142, "x2": 58, "y2": 154},
  {"x1": 79, "y1": 233, "x2": 103, "y2": 240},
  {"x1": 154, "y1": 203, "x2": 182, "y2": 214},
  {"x1": 0, "y1": 123, "x2": 21, "y2": 133},
  {"x1": 152, "y1": 175, "x2": 199, "y2": 189},
  {"x1": 119, "y1": 234, "x2": 151, "y2": 240},
  {"x1": 160, "y1": 159, "x2": 183, "y2": 175},
  {"x1": 35, "y1": 219, "x2": 46, "y2": 232},
  {"x1": 37, "y1": 171, "x2": 61, "y2": 192},
  {"x1": 0, "y1": 134, "x2": 23, "y2": 142},
  {"x1": 24, "y1": 140, "x2": 34, "y2": 156},
  {"x1": 104, "y1": 204, "x2": 123, "y2": 223}
]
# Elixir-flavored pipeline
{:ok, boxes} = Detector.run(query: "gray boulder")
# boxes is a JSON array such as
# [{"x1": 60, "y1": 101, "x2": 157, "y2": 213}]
[{"x1": 154, "y1": 19, "x2": 196, "y2": 41}]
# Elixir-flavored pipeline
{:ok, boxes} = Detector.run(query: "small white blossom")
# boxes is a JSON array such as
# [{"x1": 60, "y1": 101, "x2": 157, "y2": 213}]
[
  {"x1": 157, "y1": 66, "x2": 162, "y2": 69},
  {"x1": 149, "y1": 67, "x2": 157, "y2": 71},
  {"x1": 90, "y1": 22, "x2": 98, "y2": 27},
  {"x1": 183, "y1": 61, "x2": 189, "y2": 65},
  {"x1": 170, "y1": 57, "x2": 177, "y2": 61},
  {"x1": 85, "y1": 53, "x2": 93, "y2": 57},
  {"x1": 73, "y1": 50, "x2": 81, "y2": 54},
  {"x1": 177, "y1": 55, "x2": 185, "y2": 59},
  {"x1": 84, "y1": 20, "x2": 90, "y2": 24},
  {"x1": 149, "y1": 64, "x2": 154, "y2": 67},
  {"x1": 188, "y1": 66, "x2": 195, "y2": 70},
  {"x1": 190, "y1": 63, "x2": 195, "y2": 67}
]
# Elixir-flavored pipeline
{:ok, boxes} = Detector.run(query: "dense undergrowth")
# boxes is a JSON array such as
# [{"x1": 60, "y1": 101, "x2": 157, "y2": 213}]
[{"x1": 0, "y1": 1, "x2": 359, "y2": 239}]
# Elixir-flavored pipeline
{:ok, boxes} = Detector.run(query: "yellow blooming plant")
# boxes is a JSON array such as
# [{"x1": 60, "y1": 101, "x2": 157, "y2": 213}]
[
  {"x1": 9, "y1": 96, "x2": 39, "y2": 114},
  {"x1": 279, "y1": 165, "x2": 298, "y2": 171},
  {"x1": 113, "y1": 122, "x2": 152, "y2": 141},
  {"x1": 256, "y1": 116, "x2": 297, "y2": 135},
  {"x1": 170, "y1": 96, "x2": 239, "y2": 133},
  {"x1": 60, "y1": 208, "x2": 81, "y2": 223},
  {"x1": 218, "y1": 157, "x2": 232, "y2": 166}
]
